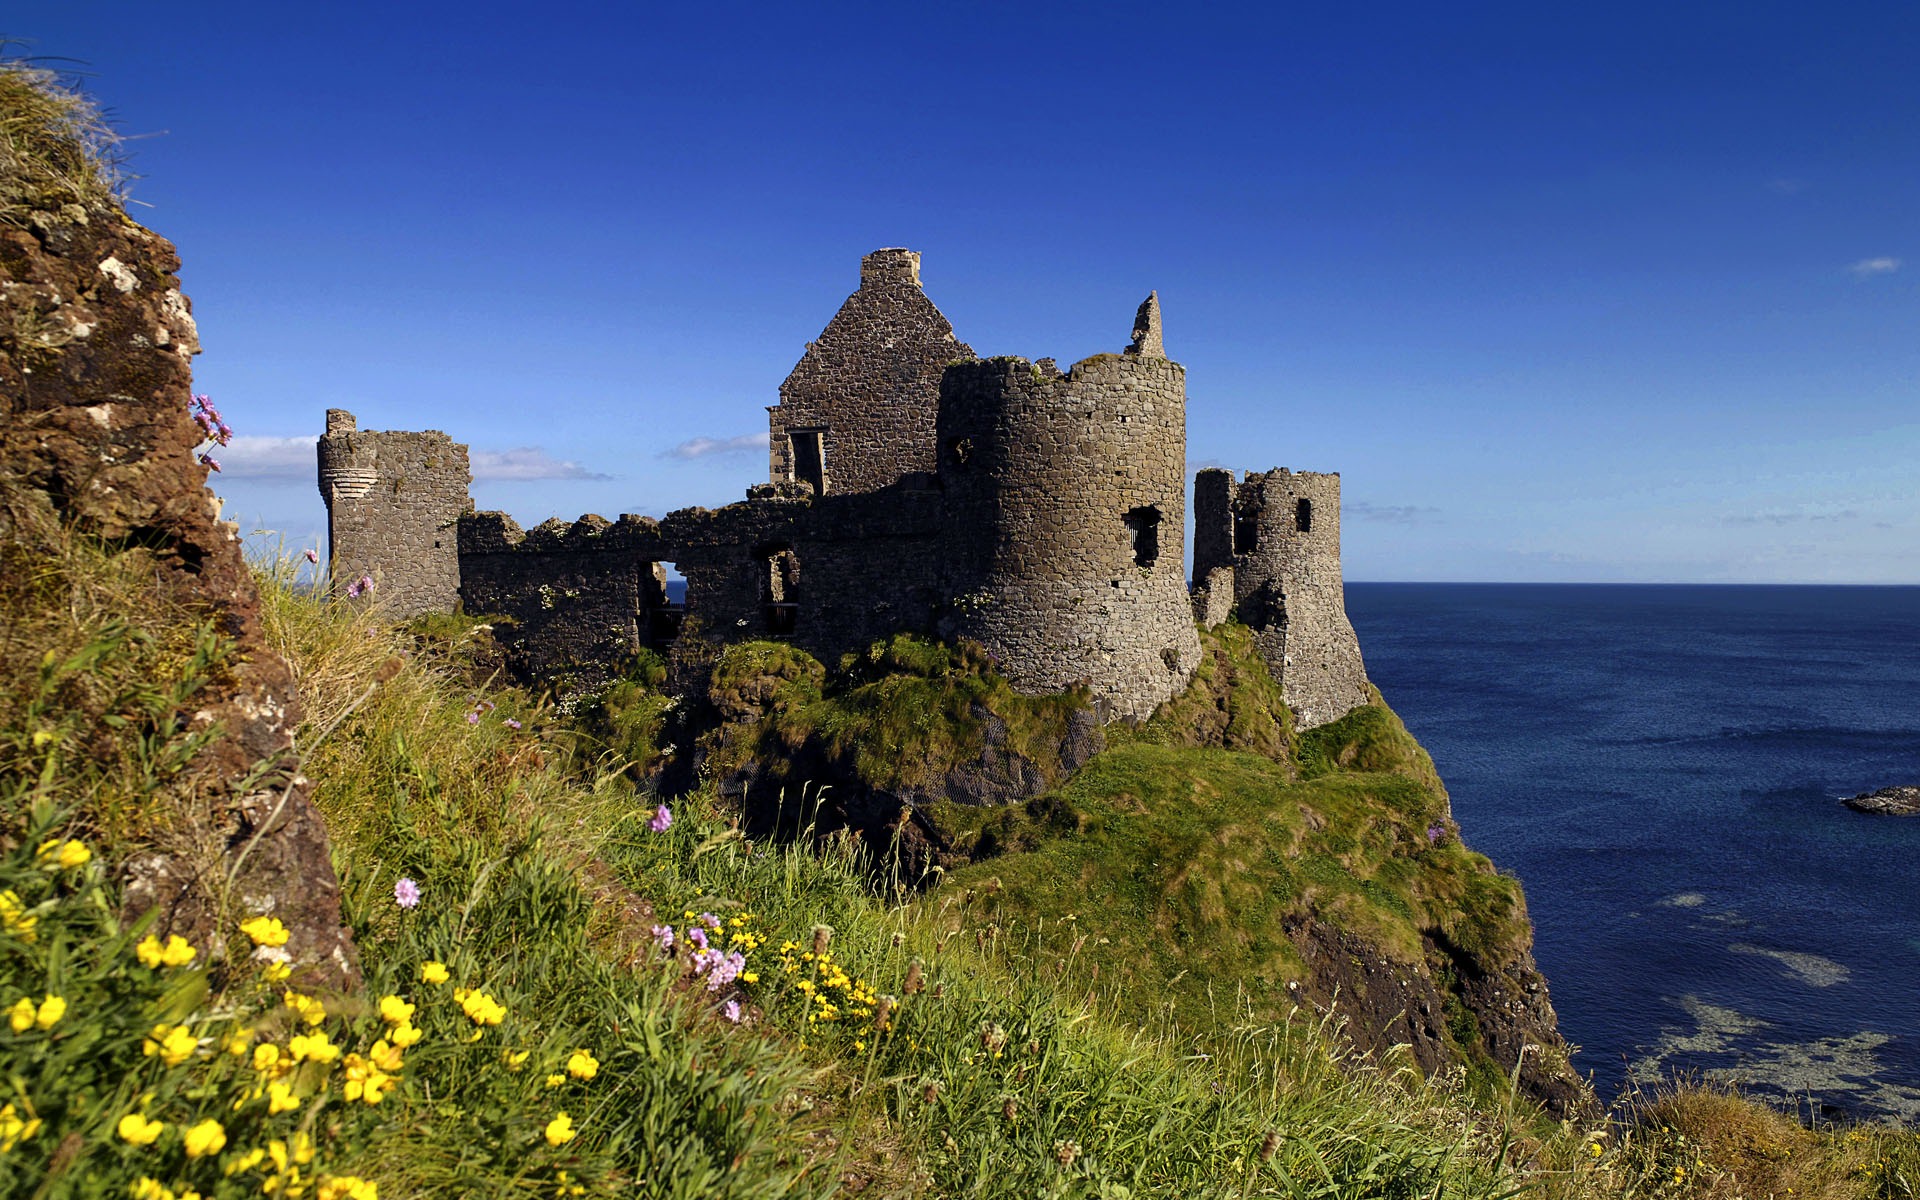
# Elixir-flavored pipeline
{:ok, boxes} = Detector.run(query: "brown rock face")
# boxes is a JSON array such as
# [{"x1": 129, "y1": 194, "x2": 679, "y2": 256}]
[{"x1": 1, "y1": 204, "x2": 359, "y2": 988}]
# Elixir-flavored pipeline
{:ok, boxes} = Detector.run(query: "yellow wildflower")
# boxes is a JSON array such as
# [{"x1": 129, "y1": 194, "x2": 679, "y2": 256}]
[
  {"x1": 0, "y1": 891, "x2": 35, "y2": 942},
  {"x1": 502, "y1": 1048, "x2": 531, "y2": 1069},
  {"x1": 8, "y1": 998, "x2": 33, "y2": 1034},
  {"x1": 34, "y1": 994, "x2": 65, "y2": 1029},
  {"x1": 253, "y1": 1043, "x2": 288, "y2": 1075},
  {"x1": 458, "y1": 989, "x2": 506, "y2": 1026},
  {"x1": 262, "y1": 960, "x2": 293, "y2": 983},
  {"x1": 143, "y1": 1024, "x2": 198, "y2": 1067},
  {"x1": 545, "y1": 1074, "x2": 566, "y2": 1088},
  {"x1": 543, "y1": 1112, "x2": 577, "y2": 1146},
  {"x1": 283, "y1": 991, "x2": 327, "y2": 1026},
  {"x1": 566, "y1": 1049, "x2": 599, "y2": 1080},
  {"x1": 377, "y1": 994, "x2": 415, "y2": 1025},
  {"x1": 419, "y1": 961, "x2": 450, "y2": 985},
  {"x1": 287, "y1": 1030, "x2": 340, "y2": 1064},
  {"x1": 136, "y1": 934, "x2": 198, "y2": 969},
  {"x1": 341, "y1": 1054, "x2": 393, "y2": 1105},
  {"x1": 225, "y1": 1146, "x2": 267, "y2": 1176},
  {"x1": 240, "y1": 915, "x2": 290, "y2": 947},
  {"x1": 388, "y1": 1021, "x2": 423, "y2": 1049},
  {"x1": 369, "y1": 1039, "x2": 405, "y2": 1072},
  {"x1": 116, "y1": 1111, "x2": 166, "y2": 1146},
  {"x1": 268, "y1": 1081, "x2": 301, "y2": 1115},
  {"x1": 36, "y1": 838, "x2": 91, "y2": 870},
  {"x1": 130, "y1": 1179, "x2": 173, "y2": 1200},
  {"x1": 0, "y1": 1102, "x2": 43, "y2": 1151},
  {"x1": 317, "y1": 1176, "x2": 379, "y2": 1200},
  {"x1": 223, "y1": 1026, "x2": 254, "y2": 1056},
  {"x1": 183, "y1": 1118, "x2": 226, "y2": 1158}
]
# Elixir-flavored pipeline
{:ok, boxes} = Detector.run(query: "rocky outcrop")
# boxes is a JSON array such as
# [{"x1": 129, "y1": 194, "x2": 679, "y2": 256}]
[
  {"x1": 1843, "y1": 785, "x2": 1920, "y2": 815},
  {"x1": 1, "y1": 164, "x2": 358, "y2": 985}
]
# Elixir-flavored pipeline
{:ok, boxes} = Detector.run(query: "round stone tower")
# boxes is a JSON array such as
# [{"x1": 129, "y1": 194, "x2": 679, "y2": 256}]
[{"x1": 937, "y1": 332, "x2": 1200, "y2": 722}]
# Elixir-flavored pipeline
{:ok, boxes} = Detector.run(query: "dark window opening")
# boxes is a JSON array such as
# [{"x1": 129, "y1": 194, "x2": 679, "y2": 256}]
[
  {"x1": 759, "y1": 544, "x2": 800, "y2": 634},
  {"x1": 1233, "y1": 511, "x2": 1259, "y2": 555},
  {"x1": 947, "y1": 436, "x2": 973, "y2": 468},
  {"x1": 1296, "y1": 498, "x2": 1313, "y2": 533},
  {"x1": 790, "y1": 429, "x2": 827, "y2": 495},
  {"x1": 1124, "y1": 506, "x2": 1161, "y2": 568},
  {"x1": 646, "y1": 562, "x2": 685, "y2": 648}
]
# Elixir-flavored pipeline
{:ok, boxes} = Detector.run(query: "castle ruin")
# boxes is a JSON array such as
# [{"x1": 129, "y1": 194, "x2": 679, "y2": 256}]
[{"x1": 318, "y1": 249, "x2": 1369, "y2": 728}]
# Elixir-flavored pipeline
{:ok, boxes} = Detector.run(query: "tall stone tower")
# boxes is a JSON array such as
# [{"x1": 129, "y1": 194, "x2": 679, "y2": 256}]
[
  {"x1": 936, "y1": 299, "x2": 1201, "y2": 722},
  {"x1": 1192, "y1": 467, "x2": 1369, "y2": 729},
  {"x1": 767, "y1": 249, "x2": 974, "y2": 495},
  {"x1": 316, "y1": 409, "x2": 472, "y2": 616}
]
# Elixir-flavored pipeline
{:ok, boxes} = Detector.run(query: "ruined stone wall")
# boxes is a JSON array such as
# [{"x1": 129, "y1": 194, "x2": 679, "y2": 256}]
[
  {"x1": 767, "y1": 249, "x2": 974, "y2": 495},
  {"x1": 1194, "y1": 467, "x2": 1370, "y2": 729},
  {"x1": 937, "y1": 352, "x2": 1201, "y2": 721},
  {"x1": 457, "y1": 512, "x2": 665, "y2": 684},
  {"x1": 318, "y1": 409, "x2": 470, "y2": 618},
  {"x1": 457, "y1": 482, "x2": 945, "y2": 690}
]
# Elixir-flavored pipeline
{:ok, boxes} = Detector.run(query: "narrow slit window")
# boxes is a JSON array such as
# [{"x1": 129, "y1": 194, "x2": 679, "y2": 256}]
[
  {"x1": 790, "y1": 429, "x2": 827, "y2": 495},
  {"x1": 1295, "y1": 498, "x2": 1313, "y2": 533}
]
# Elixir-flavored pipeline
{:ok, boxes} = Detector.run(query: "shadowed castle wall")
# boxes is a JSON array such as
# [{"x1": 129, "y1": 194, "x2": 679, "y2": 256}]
[
  {"x1": 936, "y1": 353, "x2": 1200, "y2": 721},
  {"x1": 1192, "y1": 467, "x2": 1370, "y2": 729},
  {"x1": 317, "y1": 409, "x2": 470, "y2": 617},
  {"x1": 766, "y1": 248, "x2": 974, "y2": 495}
]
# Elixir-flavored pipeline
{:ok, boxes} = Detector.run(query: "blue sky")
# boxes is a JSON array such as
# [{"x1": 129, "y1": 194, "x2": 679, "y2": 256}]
[{"x1": 10, "y1": 2, "x2": 1917, "y2": 581}]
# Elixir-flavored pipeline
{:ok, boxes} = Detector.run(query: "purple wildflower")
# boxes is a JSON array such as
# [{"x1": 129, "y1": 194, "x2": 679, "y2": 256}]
[
  {"x1": 465, "y1": 710, "x2": 480, "y2": 726},
  {"x1": 650, "y1": 923, "x2": 674, "y2": 951},
  {"x1": 394, "y1": 877, "x2": 420, "y2": 908},
  {"x1": 199, "y1": 453, "x2": 222, "y2": 473},
  {"x1": 648, "y1": 804, "x2": 672, "y2": 833},
  {"x1": 699, "y1": 912, "x2": 721, "y2": 932},
  {"x1": 504, "y1": 717, "x2": 522, "y2": 731},
  {"x1": 1426, "y1": 824, "x2": 1446, "y2": 846},
  {"x1": 303, "y1": 548, "x2": 320, "y2": 565},
  {"x1": 345, "y1": 575, "x2": 369, "y2": 599},
  {"x1": 686, "y1": 926, "x2": 709, "y2": 952},
  {"x1": 723, "y1": 999, "x2": 741, "y2": 1023}
]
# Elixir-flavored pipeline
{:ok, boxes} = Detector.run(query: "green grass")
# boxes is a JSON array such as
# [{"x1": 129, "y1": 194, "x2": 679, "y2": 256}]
[{"x1": 1, "y1": 57, "x2": 124, "y2": 227}]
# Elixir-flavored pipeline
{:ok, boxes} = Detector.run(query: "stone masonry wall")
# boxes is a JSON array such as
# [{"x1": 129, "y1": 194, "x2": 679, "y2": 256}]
[
  {"x1": 457, "y1": 512, "x2": 664, "y2": 684},
  {"x1": 767, "y1": 249, "x2": 974, "y2": 495},
  {"x1": 318, "y1": 409, "x2": 470, "y2": 618},
  {"x1": 457, "y1": 481, "x2": 945, "y2": 690},
  {"x1": 1194, "y1": 467, "x2": 1370, "y2": 729},
  {"x1": 937, "y1": 351, "x2": 1201, "y2": 721}
]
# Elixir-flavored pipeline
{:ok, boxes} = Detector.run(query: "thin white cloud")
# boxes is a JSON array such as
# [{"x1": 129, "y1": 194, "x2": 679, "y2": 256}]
[
  {"x1": 662, "y1": 432, "x2": 769, "y2": 460},
  {"x1": 1723, "y1": 509, "x2": 1857, "y2": 527},
  {"x1": 471, "y1": 448, "x2": 609, "y2": 481},
  {"x1": 1849, "y1": 257, "x2": 1901, "y2": 277},
  {"x1": 216, "y1": 434, "x2": 319, "y2": 479},
  {"x1": 1347, "y1": 501, "x2": 1441, "y2": 525},
  {"x1": 212, "y1": 434, "x2": 607, "y2": 482}
]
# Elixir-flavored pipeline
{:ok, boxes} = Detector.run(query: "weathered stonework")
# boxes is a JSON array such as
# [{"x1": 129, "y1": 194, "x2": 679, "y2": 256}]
[
  {"x1": 317, "y1": 410, "x2": 470, "y2": 617},
  {"x1": 1193, "y1": 467, "x2": 1370, "y2": 729},
  {"x1": 330, "y1": 250, "x2": 1361, "y2": 730},
  {"x1": 938, "y1": 353, "x2": 1201, "y2": 721},
  {"x1": 766, "y1": 248, "x2": 974, "y2": 494}
]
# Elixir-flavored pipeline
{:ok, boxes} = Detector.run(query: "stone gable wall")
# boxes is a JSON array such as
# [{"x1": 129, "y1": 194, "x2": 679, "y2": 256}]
[
  {"x1": 936, "y1": 353, "x2": 1201, "y2": 721},
  {"x1": 318, "y1": 409, "x2": 470, "y2": 618},
  {"x1": 767, "y1": 248, "x2": 974, "y2": 494}
]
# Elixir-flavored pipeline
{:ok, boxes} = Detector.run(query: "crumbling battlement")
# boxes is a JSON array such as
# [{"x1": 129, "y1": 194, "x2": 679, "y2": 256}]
[
  {"x1": 317, "y1": 409, "x2": 470, "y2": 618},
  {"x1": 1192, "y1": 467, "x2": 1370, "y2": 729},
  {"x1": 321, "y1": 249, "x2": 1371, "y2": 729}
]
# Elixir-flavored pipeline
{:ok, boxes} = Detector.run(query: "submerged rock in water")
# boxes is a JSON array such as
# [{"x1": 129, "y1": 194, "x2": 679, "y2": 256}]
[{"x1": 1843, "y1": 786, "x2": 1920, "y2": 815}]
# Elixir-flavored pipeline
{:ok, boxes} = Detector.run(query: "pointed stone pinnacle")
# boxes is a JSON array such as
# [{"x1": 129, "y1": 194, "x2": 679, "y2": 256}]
[{"x1": 1126, "y1": 291, "x2": 1164, "y2": 357}]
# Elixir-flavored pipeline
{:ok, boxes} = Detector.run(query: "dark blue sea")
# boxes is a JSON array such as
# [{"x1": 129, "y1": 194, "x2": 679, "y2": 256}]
[{"x1": 1346, "y1": 584, "x2": 1920, "y2": 1121}]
